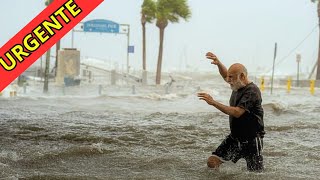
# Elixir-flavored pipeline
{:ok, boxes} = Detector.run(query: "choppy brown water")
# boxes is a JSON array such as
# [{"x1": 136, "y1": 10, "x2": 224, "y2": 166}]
[{"x1": 1, "y1": 75, "x2": 320, "y2": 179}]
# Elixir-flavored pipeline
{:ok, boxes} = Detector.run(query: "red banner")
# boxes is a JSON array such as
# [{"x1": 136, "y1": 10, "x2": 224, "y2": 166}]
[{"x1": 0, "y1": 0, "x2": 103, "y2": 92}]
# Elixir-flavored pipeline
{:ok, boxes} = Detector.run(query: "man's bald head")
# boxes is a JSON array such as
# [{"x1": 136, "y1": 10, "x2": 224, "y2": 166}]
[
  {"x1": 228, "y1": 63, "x2": 248, "y2": 77},
  {"x1": 227, "y1": 63, "x2": 249, "y2": 91}
]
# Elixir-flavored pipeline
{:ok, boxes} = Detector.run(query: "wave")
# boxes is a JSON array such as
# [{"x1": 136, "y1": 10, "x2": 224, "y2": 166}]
[
  {"x1": 17, "y1": 143, "x2": 114, "y2": 166},
  {"x1": 20, "y1": 175, "x2": 100, "y2": 180},
  {"x1": 0, "y1": 150, "x2": 21, "y2": 162},
  {"x1": 140, "y1": 93, "x2": 188, "y2": 101},
  {"x1": 59, "y1": 134, "x2": 121, "y2": 144},
  {"x1": 94, "y1": 93, "x2": 189, "y2": 101},
  {"x1": 18, "y1": 125, "x2": 45, "y2": 132},
  {"x1": 265, "y1": 123, "x2": 320, "y2": 132},
  {"x1": 263, "y1": 102, "x2": 287, "y2": 113},
  {"x1": 306, "y1": 152, "x2": 320, "y2": 161},
  {"x1": 263, "y1": 102, "x2": 301, "y2": 115},
  {"x1": 263, "y1": 151, "x2": 288, "y2": 157}
]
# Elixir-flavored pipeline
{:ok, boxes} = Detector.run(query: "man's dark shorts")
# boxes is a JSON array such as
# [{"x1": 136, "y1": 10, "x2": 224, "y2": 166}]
[{"x1": 212, "y1": 134, "x2": 264, "y2": 172}]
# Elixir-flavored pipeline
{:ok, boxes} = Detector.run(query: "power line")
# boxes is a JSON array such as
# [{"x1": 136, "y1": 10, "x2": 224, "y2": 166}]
[{"x1": 265, "y1": 24, "x2": 318, "y2": 74}]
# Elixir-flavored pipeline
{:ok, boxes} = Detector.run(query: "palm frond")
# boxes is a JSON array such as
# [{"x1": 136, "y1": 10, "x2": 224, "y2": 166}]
[
  {"x1": 156, "y1": 0, "x2": 191, "y2": 24},
  {"x1": 141, "y1": 0, "x2": 157, "y2": 23}
]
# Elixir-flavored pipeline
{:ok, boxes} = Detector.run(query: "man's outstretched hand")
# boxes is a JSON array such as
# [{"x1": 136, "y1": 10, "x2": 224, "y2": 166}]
[
  {"x1": 206, "y1": 52, "x2": 220, "y2": 65},
  {"x1": 197, "y1": 92, "x2": 214, "y2": 105}
]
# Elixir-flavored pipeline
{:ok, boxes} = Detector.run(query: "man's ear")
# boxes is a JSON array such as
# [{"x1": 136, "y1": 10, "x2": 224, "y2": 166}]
[{"x1": 240, "y1": 73, "x2": 245, "y2": 80}]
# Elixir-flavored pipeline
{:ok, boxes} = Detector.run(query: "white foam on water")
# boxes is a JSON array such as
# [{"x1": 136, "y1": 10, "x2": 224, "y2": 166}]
[{"x1": 0, "y1": 150, "x2": 21, "y2": 162}]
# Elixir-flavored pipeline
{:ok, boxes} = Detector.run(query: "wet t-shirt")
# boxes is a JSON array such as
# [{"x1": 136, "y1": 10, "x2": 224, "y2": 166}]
[{"x1": 229, "y1": 82, "x2": 264, "y2": 140}]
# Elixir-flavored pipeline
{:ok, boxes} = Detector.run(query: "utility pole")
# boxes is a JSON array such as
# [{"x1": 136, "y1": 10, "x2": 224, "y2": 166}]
[
  {"x1": 55, "y1": 40, "x2": 60, "y2": 77},
  {"x1": 125, "y1": 24, "x2": 130, "y2": 74},
  {"x1": 296, "y1": 54, "x2": 301, "y2": 87},
  {"x1": 43, "y1": 0, "x2": 53, "y2": 93},
  {"x1": 43, "y1": 49, "x2": 50, "y2": 93},
  {"x1": 316, "y1": 1, "x2": 320, "y2": 79},
  {"x1": 271, "y1": 42, "x2": 277, "y2": 95}
]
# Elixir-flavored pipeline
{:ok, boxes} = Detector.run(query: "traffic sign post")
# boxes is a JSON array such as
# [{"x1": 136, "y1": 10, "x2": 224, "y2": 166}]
[
  {"x1": 128, "y1": 46, "x2": 134, "y2": 53},
  {"x1": 121, "y1": 24, "x2": 130, "y2": 73}
]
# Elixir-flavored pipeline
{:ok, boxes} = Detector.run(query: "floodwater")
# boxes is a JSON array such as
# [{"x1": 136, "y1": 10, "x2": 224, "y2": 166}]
[{"x1": 0, "y1": 73, "x2": 320, "y2": 179}]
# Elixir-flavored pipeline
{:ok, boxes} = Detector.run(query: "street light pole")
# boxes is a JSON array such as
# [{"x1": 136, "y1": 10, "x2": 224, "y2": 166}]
[
  {"x1": 271, "y1": 42, "x2": 277, "y2": 95},
  {"x1": 125, "y1": 25, "x2": 130, "y2": 74}
]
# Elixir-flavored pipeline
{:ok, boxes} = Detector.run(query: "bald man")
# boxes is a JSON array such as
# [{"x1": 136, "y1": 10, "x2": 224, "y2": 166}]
[{"x1": 197, "y1": 52, "x2": 264, "y2": 172}]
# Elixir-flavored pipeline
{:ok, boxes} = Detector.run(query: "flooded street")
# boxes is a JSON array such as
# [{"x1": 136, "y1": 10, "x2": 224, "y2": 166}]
[{"x1": 1, "y1": 74, "x2": 320, "y2": 179}]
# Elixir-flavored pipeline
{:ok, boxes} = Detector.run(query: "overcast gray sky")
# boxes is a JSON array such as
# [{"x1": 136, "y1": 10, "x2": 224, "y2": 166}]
[{"x1": 0, "y1": 0, "x2": 318, "y2": 76}]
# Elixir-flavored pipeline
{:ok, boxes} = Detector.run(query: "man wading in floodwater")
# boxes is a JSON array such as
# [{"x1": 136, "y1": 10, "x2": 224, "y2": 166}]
[{"x1": 197, "y1": 52, "x2": 265, "y2": 172}]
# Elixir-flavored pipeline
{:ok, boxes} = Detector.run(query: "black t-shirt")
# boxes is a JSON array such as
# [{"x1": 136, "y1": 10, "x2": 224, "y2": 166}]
[{"x1": 229, "y1": 82, "x2": 264, "y2": 140}]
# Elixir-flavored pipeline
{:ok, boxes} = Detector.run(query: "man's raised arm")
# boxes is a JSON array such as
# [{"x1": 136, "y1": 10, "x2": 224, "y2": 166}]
[{"x1": 206, "y1": 52, "x2": 228, "y2": 80}]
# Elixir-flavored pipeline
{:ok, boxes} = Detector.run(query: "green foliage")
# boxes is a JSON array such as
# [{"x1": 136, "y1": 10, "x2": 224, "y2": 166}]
[
  {"x1": 45, "y1": 0, "x2": 53, "y2": 6},
  {"x1": 141, "y1": 0, "x2": 191, "y2": 26},
  {"x1": 156, "y1": 0, "x2": 191, "y2": 25},
  {"x1": 141, "y1": 0, "x2": 157, "y2": 23}
]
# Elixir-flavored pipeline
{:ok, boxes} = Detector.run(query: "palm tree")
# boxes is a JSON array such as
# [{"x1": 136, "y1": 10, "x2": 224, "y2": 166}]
[
  {"x1": 141, "y1": 0, "x2": 156, "y2": 71},
  {"x1": 155, "y1": 0, "x2": 191, "y2": 84},
  {"x1": 311, "y1": 0, "x2": 320, "y2": 79}
]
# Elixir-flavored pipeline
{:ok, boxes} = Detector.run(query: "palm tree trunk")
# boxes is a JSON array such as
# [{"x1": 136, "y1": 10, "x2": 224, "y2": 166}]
[
  {"x1": 156, "y1": 27, "x2": 165, "y2": 85},
  {"x1": 316, "y1": 2, "x2": 320, "y2": 79},
  {"x1": 142, "y1": 23, "x2": 146, "y2": 71}
]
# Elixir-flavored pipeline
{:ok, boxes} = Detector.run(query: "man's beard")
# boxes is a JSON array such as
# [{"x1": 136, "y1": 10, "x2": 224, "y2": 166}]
[{"x1": 230, "y1": 79, "x2": 245, "y2": 91}]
